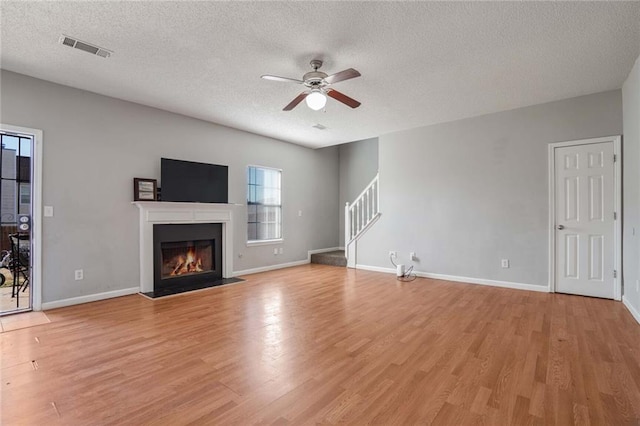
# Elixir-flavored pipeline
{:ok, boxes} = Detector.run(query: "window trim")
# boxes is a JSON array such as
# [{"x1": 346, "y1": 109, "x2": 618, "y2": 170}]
[
  {"x1": 246, "y1": 238, "x2": 283, "y2": 247},
  {"x1": 246, "y1": 165, "x2": 283, "y2": 244}
]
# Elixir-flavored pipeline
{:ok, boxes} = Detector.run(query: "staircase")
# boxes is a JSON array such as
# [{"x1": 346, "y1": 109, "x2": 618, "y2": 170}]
[
  {"x1": 310, "y1": 250, "x2": 347, "y2": 267},
  {"x1": 345, "y1": 174, "x2": 381, "y2": 268},
  {"x1": 310, "y1": 174, "x2": 380, "y2": 269}
]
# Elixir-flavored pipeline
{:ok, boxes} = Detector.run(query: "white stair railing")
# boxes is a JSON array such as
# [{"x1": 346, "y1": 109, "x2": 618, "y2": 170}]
[{"x1": 345, "y1": 173, "x2": 380, "y2": 267}]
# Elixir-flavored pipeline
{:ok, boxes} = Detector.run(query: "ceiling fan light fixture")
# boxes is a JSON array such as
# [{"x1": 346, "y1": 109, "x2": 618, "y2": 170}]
[
  {"x1": 305, "y1": 90, "x2": 327, "y2": 110},
  {"x1": 263, "y1": 61, "x2": 361, "y2": 111}
]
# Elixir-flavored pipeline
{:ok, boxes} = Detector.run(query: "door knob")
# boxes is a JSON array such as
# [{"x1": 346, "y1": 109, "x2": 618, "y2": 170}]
[{"x1": 557, "y1": 225, "x2": 565, "y2": 230}]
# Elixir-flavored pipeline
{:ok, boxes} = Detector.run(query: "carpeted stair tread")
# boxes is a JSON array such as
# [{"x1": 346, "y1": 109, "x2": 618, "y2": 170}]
[{"x1": 310, "y1": 250, "x2": 347, "y2": 267}]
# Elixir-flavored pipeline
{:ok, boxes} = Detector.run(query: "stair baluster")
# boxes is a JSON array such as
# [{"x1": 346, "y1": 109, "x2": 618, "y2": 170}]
[{"x1": 345, "y1": 173, "x2": 381, "y2": 267}]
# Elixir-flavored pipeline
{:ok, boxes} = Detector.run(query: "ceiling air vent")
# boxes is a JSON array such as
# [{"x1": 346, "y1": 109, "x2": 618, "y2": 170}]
[
  {"x1": 312, "y1": 123, "x2": 327, "y2": 130},
  {"x1": 59, "y1": 35, "x2": 112, "y2": 58}
]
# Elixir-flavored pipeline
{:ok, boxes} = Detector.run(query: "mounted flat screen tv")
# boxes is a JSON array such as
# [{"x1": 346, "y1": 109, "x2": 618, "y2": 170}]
[{"x1": 161, "y1": 158, "x2": 228, "y2": 203}]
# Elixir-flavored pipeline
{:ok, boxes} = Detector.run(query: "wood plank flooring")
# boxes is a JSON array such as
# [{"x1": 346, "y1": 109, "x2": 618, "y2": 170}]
[{"x1": 2, "y1": 264, "x2": 640, "y2": 425}]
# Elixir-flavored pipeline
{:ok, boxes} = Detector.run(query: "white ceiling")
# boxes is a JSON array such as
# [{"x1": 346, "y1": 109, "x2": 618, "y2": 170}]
[{"x1": 1, "y1": 1, "x2": 639, "y2": 149}]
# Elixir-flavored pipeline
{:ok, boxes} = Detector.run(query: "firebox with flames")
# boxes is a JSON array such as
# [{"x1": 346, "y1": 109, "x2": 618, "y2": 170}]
[
  {"x1": 171, "y1": 247, "x2": 203, "y2": 276},
  {"x1": 161, "y1": 241, "x2": 213, "y2": 279}
]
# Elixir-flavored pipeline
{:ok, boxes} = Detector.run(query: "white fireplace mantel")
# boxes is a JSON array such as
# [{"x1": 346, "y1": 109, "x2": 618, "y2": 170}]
[{"x1": 133, "y1": 201, "x2": 236, "y2": 293}]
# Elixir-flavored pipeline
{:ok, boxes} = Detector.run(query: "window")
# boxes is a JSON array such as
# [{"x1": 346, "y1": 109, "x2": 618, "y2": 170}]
[
  {"x1": 247, "y1": 166, "x2": 282, "y2": 242},
  {"x1": 1, "y1": 133, "x2": 32, "y2": 224},
  {"x1": 19, "y1": 184, "x2": 30, "y2": 205}
]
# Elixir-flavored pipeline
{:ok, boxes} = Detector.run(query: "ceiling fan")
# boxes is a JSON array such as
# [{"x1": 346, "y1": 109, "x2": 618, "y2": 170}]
[{"x1": 261, "y1": 60, "x2": 361, "y2": 111}]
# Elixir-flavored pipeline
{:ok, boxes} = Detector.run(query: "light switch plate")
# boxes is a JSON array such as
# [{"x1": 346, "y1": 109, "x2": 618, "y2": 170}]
[{"x1": 44, "y1": 206, "x2": 54, "y2": 217}]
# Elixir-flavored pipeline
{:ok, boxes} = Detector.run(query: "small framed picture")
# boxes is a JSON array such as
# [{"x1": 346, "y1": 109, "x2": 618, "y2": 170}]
[{"x1": 134, "y1": 178, "x2": 158, "y2": 201}]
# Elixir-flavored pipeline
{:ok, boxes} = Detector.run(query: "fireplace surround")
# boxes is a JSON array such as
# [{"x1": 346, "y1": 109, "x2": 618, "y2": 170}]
[{"x1": 134, "y1": 202, "x2": 236, "y2": 295}]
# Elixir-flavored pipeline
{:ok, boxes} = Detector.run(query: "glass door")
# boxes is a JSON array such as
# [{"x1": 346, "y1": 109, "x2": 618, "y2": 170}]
[{"x1": 0, "y1": 132, "x2": 32, "y2": 315}]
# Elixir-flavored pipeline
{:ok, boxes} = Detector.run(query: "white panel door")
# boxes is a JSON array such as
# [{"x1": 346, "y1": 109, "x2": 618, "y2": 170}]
[{"x1": 555, "y1": 142, "x2": 615, "y2": 298}]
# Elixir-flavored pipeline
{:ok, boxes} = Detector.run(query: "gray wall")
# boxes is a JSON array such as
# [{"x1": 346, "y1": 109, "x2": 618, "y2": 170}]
[
  {"x1": 338, "y1": 138, "x2": 378, "y2": 246},
  {"x1": 357, "y1": 90, "x2": 623, "y2": 287},
  {"x1": 0, "y1": 70, "x2": 339, "y2": 304},
  {"x1": 623, "y1": 55, "x2": 640, "y2": 316}
]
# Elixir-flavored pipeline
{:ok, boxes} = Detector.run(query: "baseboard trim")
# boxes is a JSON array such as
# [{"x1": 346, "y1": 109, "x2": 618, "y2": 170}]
[
  {"x1": 355, "y1": 264, "x2": 396, "y2": 274},
  {"x1": 234, "y1": 259, "x2": 309, "y2": 276},
  {"x1": 355, "y1": 264, "x2": 548, "y2": 293},
  {"x1": 42, "y1": 287, "x2": 140, "y2": 310},
  {"x1": 623, "y1": 296, "x2": 640, "y2": 325},
  {"x1": 233, "y1": 247, "x2": 343, "y2": 277}
]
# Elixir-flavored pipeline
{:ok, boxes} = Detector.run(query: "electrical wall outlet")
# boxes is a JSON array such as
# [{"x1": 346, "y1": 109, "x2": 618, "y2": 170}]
[
  {"x1": 410, "y1": 252, "x2": 417, "y2": 261},
  {"x1": 298, "y1": 210, "x2": 303, "y2": 217},
  {"x1": 74, "y1": 269, "x2": 83, "y2": 280},
  {"x1": 636, "y1": 279, "x2": 639, "y2": 293},
  {"x1": 273, "y1": 248, "x2": 278, "y2": 255},
  {"x1": 44, "y1": 206, "x2": 54, "y2": 217},
  {"x1": 279, "y1": 248, "x2": 283, "y2": 254},
  {"x1": 501, "y1": 259, "x2": 509, "y2": 268},
  {"x1": 389, "y1": 251, "x2": 397, "y2": 258}
]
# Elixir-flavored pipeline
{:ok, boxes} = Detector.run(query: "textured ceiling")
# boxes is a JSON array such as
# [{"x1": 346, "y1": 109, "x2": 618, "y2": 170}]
[{"x1": 1, "y1": 1, "x2": 639, "y2": 148}]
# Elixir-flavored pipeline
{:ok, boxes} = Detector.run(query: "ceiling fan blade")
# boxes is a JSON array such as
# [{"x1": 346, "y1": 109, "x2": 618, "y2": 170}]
[
  {"x1": 327, "y1": 89, "x2": 361, "y2": 109},
  {"x1": 324, "y1": 68, "x2": 361, "y2": 84},
  {"x1": 283, "y1": 92, "x2": 308, "y2": 111},
  {"x1": 261, "y1": 75, "x2": 304, "y2": 84}
]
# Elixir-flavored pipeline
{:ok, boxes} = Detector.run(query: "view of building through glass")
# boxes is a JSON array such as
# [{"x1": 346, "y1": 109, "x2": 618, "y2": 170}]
[{"x1": 0, "y1": 132, "x2": 32, "y2": 315}]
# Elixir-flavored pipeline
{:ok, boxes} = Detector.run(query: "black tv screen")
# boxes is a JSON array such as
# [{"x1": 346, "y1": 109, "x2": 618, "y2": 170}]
[{"x1": 161, "y1": 158, "x2": 228, "y2": 203}]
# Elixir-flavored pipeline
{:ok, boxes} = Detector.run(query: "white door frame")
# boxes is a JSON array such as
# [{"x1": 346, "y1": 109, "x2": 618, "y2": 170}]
[
  {"x1": 548, "y1": 135, "x2": 622, "y2": 300},
  {"x1": 0, "y1": 124, "x2": 43, "y2": 311}
]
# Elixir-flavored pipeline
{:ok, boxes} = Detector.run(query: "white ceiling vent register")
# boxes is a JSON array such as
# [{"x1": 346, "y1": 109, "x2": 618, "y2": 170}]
[{"x1": 59, "y1": 35, "x2": 112, "y2": 58}]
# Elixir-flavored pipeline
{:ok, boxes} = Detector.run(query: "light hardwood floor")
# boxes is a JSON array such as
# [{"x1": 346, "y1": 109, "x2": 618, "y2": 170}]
[{"x1": 2, "y1": 264, "x2": 640, "y2": 425}]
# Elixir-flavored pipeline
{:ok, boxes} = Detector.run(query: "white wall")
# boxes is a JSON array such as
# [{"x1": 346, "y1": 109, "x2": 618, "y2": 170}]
[
  {"x1": 357, "y1": 90, "x2": 623, "y2": 288},
  {"x1": 338, "y1": 138, "x2": 378, "y2": 246},
  {"x1": 623, "y1": 55, "x2": 640, "y2": 322},
  {"x1": 0, "y1": 70, "x2": 339, "y2": 304}
]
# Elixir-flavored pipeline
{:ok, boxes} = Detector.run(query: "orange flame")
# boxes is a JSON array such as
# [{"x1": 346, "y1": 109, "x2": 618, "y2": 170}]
[{"x1": 169, "y1": 247, "x2": 204, "y2": 276}]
